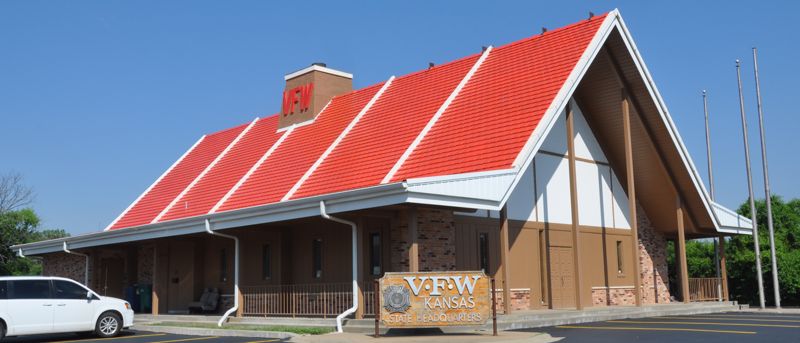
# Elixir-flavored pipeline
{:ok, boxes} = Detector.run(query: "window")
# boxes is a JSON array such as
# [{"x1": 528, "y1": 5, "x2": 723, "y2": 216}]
[
  {"x1": 616, "y1": 240, "x2": 624, "y2": 274},
  {"x1": 312, "y1": 238, "x2": 323, "y2": 279},
  {"x1": 53, "y1": 280, "x2": 88, "y2": 299},
  {"x1": 220, "y1": 249, "x2": 228, "y2": 283},
  {"x1": 9, "y1": 280, "x2": 51, "y2": 299},
  {"x1": 478, "y1": 232, "x2": 489, "y2": 273},
  {"x1": 262, "y1": 244, "x2": 272, "y2": 280},
  {"x1": 370, "y1": 233, "x2": 382, "y2": 276},
  {"x1": 0, "y1": 281, "x2": 6, "y2": 299}
]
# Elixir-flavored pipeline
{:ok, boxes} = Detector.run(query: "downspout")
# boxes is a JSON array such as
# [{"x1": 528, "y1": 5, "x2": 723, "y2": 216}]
[
  {"x1": 63, "y1": 242, "x2": 90, "y2": 286},
  {"x1": 205, "y1": 219, "x2": 239, "y2": 327},
  {"x1": 320, "y1": 201, "x2": 357, "y2": 333}
]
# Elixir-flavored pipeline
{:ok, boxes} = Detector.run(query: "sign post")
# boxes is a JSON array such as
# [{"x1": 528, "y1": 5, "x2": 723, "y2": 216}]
[
  {"x1": 491, "y1": 278, "x2": 497, "y2": 336},
  {"x1": 376, "y1": 271, "x2": 491, "y2": 330},
  {"x1": 374, "y1": 279, "x2": 380, "y2": 338}
]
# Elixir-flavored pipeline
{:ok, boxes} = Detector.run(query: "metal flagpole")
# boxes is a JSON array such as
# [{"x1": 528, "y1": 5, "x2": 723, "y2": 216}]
[
  {"x1": 736, "y1": 59, "x2": 766, "y2": 309},
  {"x1": 703, "y1": 90, "x2": 722, "y2": 301},
  {"x1": 752, "y1": 47, "x2": 781, "y2": 309}
]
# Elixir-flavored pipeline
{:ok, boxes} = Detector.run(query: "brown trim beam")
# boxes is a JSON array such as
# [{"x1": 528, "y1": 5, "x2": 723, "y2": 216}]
[
  {"x1": 676, "y1": 197, "x2": 690, "y2": 303},
  {"x1": 622, "y1": 89, "x2": 643, "y2": 307},
  {"x1": 499, "y1": 206, "x2": 512, "y2": 314},
  {"x1": 565, "y1": 103, "x2": 585, "y2": 310},
  {"x1": 603, "y1": 47, "x2": 701, "y2": 231},
  {"x1": 409, "y1": 207, "x2": 419, "y2": 273},
  {"x1": 152, "y1": 245, "x2": 159, "y2": 316},
  {"x1": 719, "y1": 235, "x2": 729, "y2": 301}
]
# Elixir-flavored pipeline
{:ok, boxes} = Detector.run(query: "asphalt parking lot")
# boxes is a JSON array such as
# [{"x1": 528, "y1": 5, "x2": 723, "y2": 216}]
[
  {"x1": 0, "y1": 331, "x2": 284, "y2": 343},
  {"x1": 530, "y1": 311, "x2": 800, "y2": 342}
]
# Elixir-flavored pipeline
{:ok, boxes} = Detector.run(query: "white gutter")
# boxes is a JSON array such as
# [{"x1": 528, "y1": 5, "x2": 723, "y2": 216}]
[
  {"x1": 320, "y1": 201, "x2": 358, "y2": 333},
  {"x1": 205, "y1": 219, "x2": 239, "y2": 327},
  {"x1": 62, "y1": 242, "x2": 90, "y2": 286}
]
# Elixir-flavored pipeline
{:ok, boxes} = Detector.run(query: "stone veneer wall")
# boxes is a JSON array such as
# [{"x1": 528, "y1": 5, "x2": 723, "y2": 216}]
[
  {"x1": 493, "y1": 289, "x2": 531, "y2": 312},
  {"x1": 42, "y1": 252, "x2": 91, "y2": 284},
  {"x1": 591, "y1": 203, "x2": 671, "y2": 307},
  {"x1": 390, "y1": 208, "x2": 457, "y2": 272},
  {"x1": 636, "y1": 203, "x2": 671, "y2": 305}
]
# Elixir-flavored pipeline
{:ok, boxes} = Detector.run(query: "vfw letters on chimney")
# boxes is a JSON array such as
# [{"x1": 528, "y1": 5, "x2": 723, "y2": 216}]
[
  {"x1": 282, "y1": 83, "x2": 314, "y2": 116},
  {"x1": 379, "y1": 271, "x2": 491, "y2": 328}
]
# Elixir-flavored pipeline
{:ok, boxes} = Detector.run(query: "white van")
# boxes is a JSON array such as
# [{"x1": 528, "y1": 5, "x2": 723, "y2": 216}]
[{"x1": 0, "y1": 276, "x2": 134, "y2": 340}]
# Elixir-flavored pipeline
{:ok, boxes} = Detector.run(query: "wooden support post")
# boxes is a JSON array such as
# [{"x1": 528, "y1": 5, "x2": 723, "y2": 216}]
[
  {"x1": 374, "y1": 279, "x2": 380, "y2": 338},
  {"x1": 719, "y1": 235, "x2": 729, "y2": 301},
  {"x1": 676, "y1": 197, "x2": 690, "y2": 303},
  {"x1": 408, "y1": 207, "x2": 419, "y2": 273},
  {"x1": 565, "y1": 102, "x2": 584, "y2": 310},
  {"x1": 151, "y1": 245, "x2": 159, "y2": 316},
  {"x1": 236, "y1": 289, "x2": 244, "y2": 317},
  {"x1": 499, "y1": 206, "x2": 512, "y2": 314},
  {"x1": 622, "y1": 89, "x2": 643, "y2": 307}
]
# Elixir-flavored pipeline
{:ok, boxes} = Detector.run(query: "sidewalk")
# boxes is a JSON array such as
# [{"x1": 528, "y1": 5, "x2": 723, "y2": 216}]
[{"x1": 288, "y1": 332, "x2": 559, "y2": 343}]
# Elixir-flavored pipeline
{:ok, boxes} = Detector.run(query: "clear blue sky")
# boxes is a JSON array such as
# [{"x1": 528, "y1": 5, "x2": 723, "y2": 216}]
[{"x1": 1, "y1": 1, "x2": 797, "y2": 235}]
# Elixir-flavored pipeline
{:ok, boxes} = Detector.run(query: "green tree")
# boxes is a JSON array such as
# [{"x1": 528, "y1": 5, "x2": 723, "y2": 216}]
[
  {"x1": 0, "y1": 209, "x2": 69, "y2": 275},
  {"x1": 729, "y1": 196, "x2": 800, "y2": 306}
]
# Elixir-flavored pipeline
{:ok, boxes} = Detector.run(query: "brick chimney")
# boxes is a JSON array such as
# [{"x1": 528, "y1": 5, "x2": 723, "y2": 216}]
[{"x1": 279, "y1": 63, "x2": 353, "y2": 130}]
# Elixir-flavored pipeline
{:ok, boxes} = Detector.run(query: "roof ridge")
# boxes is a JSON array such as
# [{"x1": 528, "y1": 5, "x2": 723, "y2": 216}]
[{"x1": 492, "y1": 12, "x2": 610, "y2": 52}]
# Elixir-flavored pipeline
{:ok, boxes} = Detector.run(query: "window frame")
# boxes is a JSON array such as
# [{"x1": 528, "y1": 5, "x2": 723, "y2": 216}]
[
  {"x1": 478, "y1": 232, "x2": 490, "y2": 273},
  {"x1": 312, "y1": 238, "x2": 323, "y2": 280},
  {"x1": 369, "y1": 232, "x2": 382, "y2": 276}
]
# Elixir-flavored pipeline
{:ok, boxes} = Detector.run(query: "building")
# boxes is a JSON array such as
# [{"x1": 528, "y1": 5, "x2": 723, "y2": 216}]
[{"x1": 14, "y1": 9, "x2": 752, "y2": 321}]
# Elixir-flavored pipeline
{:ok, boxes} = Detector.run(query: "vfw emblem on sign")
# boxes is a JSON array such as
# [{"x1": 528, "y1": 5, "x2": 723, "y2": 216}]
[{"x1": 383, "y1": 285, "x2": 411, "y2": 313}]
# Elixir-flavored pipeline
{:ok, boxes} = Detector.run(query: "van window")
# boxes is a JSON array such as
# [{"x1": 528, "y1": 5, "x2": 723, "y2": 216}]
[
  {"x1": 9, "y1": 280, "x2": 51, "y2": 299},
  {"x1": 53, "y1": 280, "x2": 88, "y2": 299},
  {"x1": 0, "y1": 281, "x2": 7, "y2": 299}
]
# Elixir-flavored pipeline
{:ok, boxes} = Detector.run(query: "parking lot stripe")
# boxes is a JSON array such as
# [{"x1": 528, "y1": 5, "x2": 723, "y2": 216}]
[
  {"x1": 608, "y1": 320, "x2": 800, "y2": 328},
  {"x1": 709, "y1": 313, "x2": 800, "y2": 319},
  {"x1": 666, "y1": 316, "x2": 800, "y2": 323},
  {"x1": 145, "y1": 337, "x2": 219, "y2": 343},
  {"x1": 555, "y1": 325, "x2": 756, "y2": 334},
  {"x1": 46, "y1": 333, "x2": 167, "y2": 343},
  {"x1": 243, "y1": 340, "x2": 278, "y2": 343}
]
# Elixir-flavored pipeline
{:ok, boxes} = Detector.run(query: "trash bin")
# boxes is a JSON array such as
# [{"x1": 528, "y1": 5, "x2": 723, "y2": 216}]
[
  {"x1": 137, "y1": 284, "x2": 152, "y2": 313},
  {"x1": 125, "y1": 286, "x2": 139, "y2": 312}
]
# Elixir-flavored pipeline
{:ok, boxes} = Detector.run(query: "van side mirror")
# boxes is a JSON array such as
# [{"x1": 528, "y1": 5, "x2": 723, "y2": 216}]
[{"x1": 87, "y1": 291, "x2": 93, "y2": 300}]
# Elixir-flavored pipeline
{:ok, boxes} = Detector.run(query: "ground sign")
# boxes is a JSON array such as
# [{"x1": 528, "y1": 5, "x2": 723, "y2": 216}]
[{"x1": 379, "y1": 271, "x2": 491, "y2": 328}]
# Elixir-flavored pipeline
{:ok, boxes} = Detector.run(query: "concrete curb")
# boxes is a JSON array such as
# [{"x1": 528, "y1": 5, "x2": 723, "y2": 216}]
[{"x1": 132, "y1": 324, "x2": 297, "y2": 339}]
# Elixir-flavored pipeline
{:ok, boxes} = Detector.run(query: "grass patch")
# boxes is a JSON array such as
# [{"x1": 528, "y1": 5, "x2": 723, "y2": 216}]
[{"x1": 150, "y1": 321, "x2": 333, "y2": 335}]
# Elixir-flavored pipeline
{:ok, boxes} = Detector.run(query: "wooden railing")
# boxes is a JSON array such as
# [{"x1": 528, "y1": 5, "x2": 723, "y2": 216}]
[
  {"x1": 241, "y1": 282, "x2": 376, "y2": 318},
  {"x1": 688, "y1": 277, "x2": 723, "y2": 302}
]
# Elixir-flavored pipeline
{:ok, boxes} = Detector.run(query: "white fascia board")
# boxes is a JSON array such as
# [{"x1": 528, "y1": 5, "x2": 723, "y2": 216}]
[
  {"x1": 612, "y1": 12, "x2": 722, "y2": 231},
  {"x1": 103, "y1": 134, "x2": 207, "y2": 231},
  {"x1": 282, "y1": 76, "x2": 395, "y2": 201},
  {"x1": 382, "y1": 46, "x2": 493, "y2": 184},
  {"x1": 406, "y1": 169, "x2": 517, "y2": 204},
  {"x1": 154, "y1": 117, "x2": 259, "y2": 223},
  {"x1": 284, "y1": 65, "x2": 353, "y2": 80},
  {"x1": 500, "y1": 12, "x2": 619, "y2": 210},
  {"x1": 711, "y1": 201, "x2": 753, "y2": 235}
]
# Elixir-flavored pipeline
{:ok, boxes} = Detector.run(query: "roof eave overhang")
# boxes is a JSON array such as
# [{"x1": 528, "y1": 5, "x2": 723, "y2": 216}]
[{"x1": 14, "y1": 170, "x2": 518, "y2": 256}]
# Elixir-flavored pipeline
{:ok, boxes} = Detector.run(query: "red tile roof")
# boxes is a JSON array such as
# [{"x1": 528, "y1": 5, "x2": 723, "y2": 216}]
[{"x1": 107, "y1": 14, "x2": 607, "y2": 230}]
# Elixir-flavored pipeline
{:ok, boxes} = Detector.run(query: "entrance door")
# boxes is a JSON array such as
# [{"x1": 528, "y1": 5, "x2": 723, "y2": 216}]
[
  {"x1": 549, "y1": 246, "x2": 576, "y2": 309},
  {"x1": 99, "y1": 257, "x2": 125, "y2": 298},
  {"x1": 167, "y1": 241, "x2": 195, "y2": 313}
]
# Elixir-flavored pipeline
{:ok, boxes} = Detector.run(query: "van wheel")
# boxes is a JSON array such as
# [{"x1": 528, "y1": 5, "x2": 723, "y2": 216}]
[
  {"x1": 1, "y1": 321, "x2": 5, "y2": 340},
  {"x1": 95, "y1": 312, "x2": 121, "y2": 338}
]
